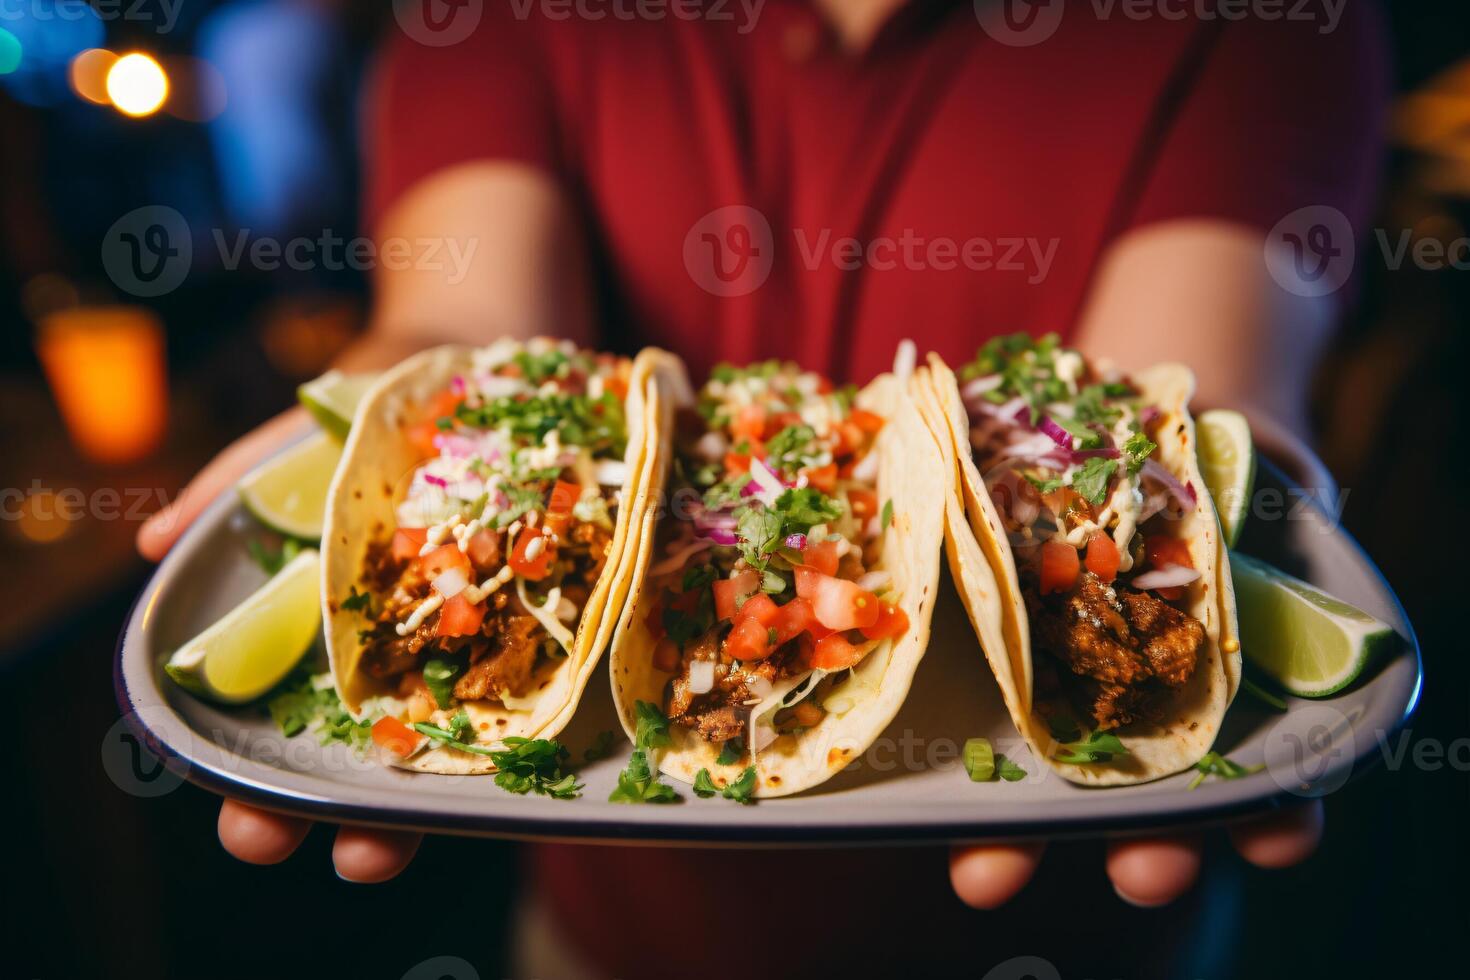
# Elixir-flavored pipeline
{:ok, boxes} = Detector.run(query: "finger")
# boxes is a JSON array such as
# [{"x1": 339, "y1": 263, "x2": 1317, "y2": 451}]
[
  {"x1": 217, "y1": 799, "x2": 312, "y2": 865},
  {"x1": 332, "y1": 826, "x2": 424, "y2": 883},
  {"x1": 1105, "y1": 835, "x2": 1203, "y2": 907},
  {"x1": 1228, "y1": 801, "x2": 1323, "y2": 869},
  {"x1": 137, "y1": 408, "x2": 313, "y2": 562},
  {"x1": 948, "y1": 842, "x2": 1046, "y2": 909}
]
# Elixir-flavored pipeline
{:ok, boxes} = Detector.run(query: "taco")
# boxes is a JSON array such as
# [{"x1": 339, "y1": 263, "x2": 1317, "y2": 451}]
[
  {"x1": 915, "y1": 334, "x2": 1240, "y2": 786},
  {"x1": 322, "y1": 338, "x2": 670, "y2": 773},
  {"x1": 608, "y1": 353, "x2": 946, "y2": 798}
]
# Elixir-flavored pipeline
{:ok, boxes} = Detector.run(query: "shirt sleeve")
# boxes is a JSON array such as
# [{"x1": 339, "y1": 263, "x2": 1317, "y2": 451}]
[
  {"x1": 363, "y1": 7, "x2": 563, "y2": 227},
  {"x1": 1122, "y1": 1, "x2": 1390, "y2": 238}
]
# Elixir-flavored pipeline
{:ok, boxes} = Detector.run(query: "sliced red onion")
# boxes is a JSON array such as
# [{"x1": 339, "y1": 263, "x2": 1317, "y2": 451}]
[
  {"x1": 1073, "y1": 447, "x2": 1120, "y2": 461},
  {"x1": 972, "y1": 395, "x2": 1027, "y2": 420},
  {"x1": 739, "y1": 479, "x2": 761, "y2": 498},
  {"x1": 989, "y1": 433, "x2": 1063, "y2": 464},
  {"x1": 1130, "y1": 565, "x2": 1200, "y2": 590},
  {"x1": 784, "y1": 533, "x2": 807, "y2": 551},
  {"x1": 423, "y1": 473, "x2": 449, "y2": 488},
  {"x1": 700, "y1": 527, "x2": 739, "y2": 546},
  {"x1": 1013, "y1": 404, "x2": 1032, "y2": 426},
  {"x1": 1139, "y1": 405, "x2": 1161, "y2": 427},
  {"x1": 450, "y1": 375, "x2": 466, "y2": 395},
  {"x1": 1137, "y1": 491, "x2": 1169, "y2": 524},
  {"x1": 432, "y1": 568, "x2": 468, "y2": 598},
  {"x1": 688, "y1": 659, "x2": 716, "y2": 695},
  {"x1": 1037, "y1": 414, "x2": 1072, "y2": 449},
  {"x1": 1141, "y1": 459, "x2": 1198, "y2": 512},
  {"x1": 748, "y1": 457, "x2": 785, "y2": 503}
]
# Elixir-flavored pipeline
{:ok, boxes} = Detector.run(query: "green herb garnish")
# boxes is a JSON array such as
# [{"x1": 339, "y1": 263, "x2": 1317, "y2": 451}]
[
  {"x1": 421, "y1": 658, "x2": 462, "y2": 711},
  {"x1": 716, "y1": 739, "x2": 745, "y2": 766},
  {"x1": 880, "y1": 499, "x2": 894, "y2": 533},
  {"x1": 1187, "y1": 751, "x2": 1263, "y2": 790},
  {"x1": 488, "y1": 737, "x2": 582, "y2": 798},
  {"x1": 247, "y1": 536, "x2": 305, "y2": 575}
]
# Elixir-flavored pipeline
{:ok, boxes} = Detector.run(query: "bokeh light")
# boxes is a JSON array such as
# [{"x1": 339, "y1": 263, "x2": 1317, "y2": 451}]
[
  {"x1": 13, "y1": 491, "x2": 78, "y2": 545},
  {"x1": 68, "y1": 48, "x2": 117, "y2": 105},
  {"x1": 0, "y1": 28, "x2": 20, "y2": 76},
  {"x1": 105, "y1": 53, "x2": 169, "y2": 118}
]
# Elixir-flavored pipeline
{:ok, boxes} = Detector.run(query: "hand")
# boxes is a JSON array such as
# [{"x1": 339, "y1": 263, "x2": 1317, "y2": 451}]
[
  {"x1": 138, "y1": 404, "x2": 427, "y2": 882},
  {"x1": 948, "y1": 801, "x2": 1323, "y2": 908}
]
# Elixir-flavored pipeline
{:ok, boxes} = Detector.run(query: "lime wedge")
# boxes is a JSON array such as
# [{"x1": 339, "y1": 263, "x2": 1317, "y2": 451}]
[
  {"x1": 297, "y1": 369, "x2": 378, "y2": 439},
  {"x1": 165, "y1": 549, "x2": 322, "y2": 703},
  {"x1": 1231, "y1": 552, "x2": 1397, "y2": 697},
  {"x1": 1196, "y1": 409, "x2": 1255, "y2": 548},
  {"x1": 238, "y1": 430, "x2": 341, "y2": 539}
]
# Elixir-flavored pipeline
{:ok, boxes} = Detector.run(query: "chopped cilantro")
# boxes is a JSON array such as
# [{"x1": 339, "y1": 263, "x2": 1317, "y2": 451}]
[
  {"x1": 880, "y1": 499, "x2": 894, "y2": 533},
  {"x1": 997, "y1": 756, "x2": 1027, "y2": 781},
  {"x1": 682, "y1": 563, "x2": 717, "y2": 592},
  {"x1": 265, "y1": 668, "x2": 371, "y2": 748},
  {"x1": 722, "y1": 765, "x2": 758, "y2": 804},
  {"x1": 1048, "y1": 717, "x2": 1130, "y2": 764},
  {"x1": 247, "y1": 536, "x2": 305, "y2": 575},
  {"x1": 1121, "y1": 431, "x2": 1157, "y2": 475},
  {"x1": 511, "y1": 348, "x2": 571, "y2": 385},
  {"x1": 764, "y1": 423, "x2": 822, "y2": 477},
  {"x1": 341, "y1": 587, "x2": 374, "y2": 614},
  {"x1": 487, "y1": 737, "x2": 582, "y2": 798},
  {"x1": 1187, "y1": 751, "x2": 1263, "y2": 790},
  {"x1": 692, "y1": 768, "x2": 719, "y2": 798},
  {"x1": 1070, "y1": 457, "x2": 1118, "y2": 505},
  {"x1": 716, "y1": 739, "x2": 745, "y2": 766},
  {"x1": 962, "y1": 738, "x2": 1029, "y2": 782},
  {"x1": 421, "y1": 658, "x2": 462, "y2": 711},
  {"x1": 1053, "y1": 415, "x2": 1102, "y2": 449},
  {"x1": 702, "y1": 473, "x2": 752, "y2": 509},
  {"x1": 456, "y1": 391, "x2": 626, "y2": 457},
  {"x1": 634, "y1": 700, "x2": 672, "y2": 751},
  {"x1": 608, "y1": 749, "x2": 680, "y2": 804}
]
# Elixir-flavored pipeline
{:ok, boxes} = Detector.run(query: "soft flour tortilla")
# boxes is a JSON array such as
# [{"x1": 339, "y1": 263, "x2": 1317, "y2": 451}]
[
  {"x1": 916, "y1": 354, "x2": 1240, "y2": 786},
  {"x1": 321, "y1": 343, "x2": 668, "y2": 774},
  {"x1": 607, "y1": 354, "x2": 947, "y2": 798}
]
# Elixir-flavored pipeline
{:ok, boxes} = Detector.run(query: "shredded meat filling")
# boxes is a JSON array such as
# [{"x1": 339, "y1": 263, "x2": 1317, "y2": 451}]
[
  {"x1": 668, "y1": 627, "x2": 795, "y2": 743},
  {"x1": 1032, "y1": 571, "x2": 1205, "y2": 730}
]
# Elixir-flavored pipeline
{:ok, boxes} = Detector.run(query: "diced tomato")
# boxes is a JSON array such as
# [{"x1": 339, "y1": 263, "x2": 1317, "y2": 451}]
[
  {"x1": 371, "y1": 717, "x2": 422, "y2": 757},
  {"x1": 860, "y1": 601, "x2": 910, "y2": 641},
  {"x1": 604, "y1": 373, "x2": 629, "y2": 401},
  {"x1": 810, "y1": 575, "x2": 881, "y2": 631},
  {"x1": 417, "y1": 543, "x2": 471, "y2": 580},
  {"x1": 731, "y1": 405, "x2": 767, "y2": 444},
  {"x1": 1145, "y1": 535, "x2": 1193, "y2": 570},
  {"x1": 406, "y1": 420, "x2": 441, "y2": 459},
  {"x1": 763, "y1": 411, "x2": 802, "y2": 439},
  {"x1": 794, "y1": 565, "x2": 823, "y2": 599},
  {"x1": 436, "y1": 594, "x2": 487, "y2": 637},
  {"x1": 1155, "y1": 585, "x2": 1186, "y2": 601},
  {"x1": 713, "y1": 570, "x2": 761, "y2": 621},
  {"x1": 770, "y1": 597, "x2": 819, "y2": 646},
  {"x1": 465, "y1": 530, "x2": 500, "y2": 568},
  {"x1": 734, "y1": 592, "x2": 780, "y2": 628},
  {"x1": 803, "y1": 462, "x2": 838, "y2": 493},
  {"x1": 652, "y1": 636, "x2": 681, "y2": 672},
  {"x1": 802, "y1": 538, "x2": 841, "y2": 576},
  {"x1": 391, "y1": 528, "x2": 428, "y2": 562},
  {"x1": 644, "y1": 595, "x2": 666, "y2": 639},
  {"x1": 848, "y1": 408, "x2": 886, "y2": 434},
  {"x1": 1084, "y1": 533, "x2": 1120, "y2": 583},
  {"x1": 834, "y1": 421, "x2": 867, "y2": 458},
  {"x1": 1039, "y1": 540, "x2": 1081, "y2": 595},
  {"x1": 547, "y1": 480, "x2": 580, "y2": 515},
  {"x1": 509, "y1": 527, "x2": 555, "y2": 580},
  {"x1": 848, "y1": 488, "x2": 879, "y2": 521},
  {"x1": 724, "y1": 616, "x2": 772, "y2": 661},
  {"x1": 724, "y1": 451, "x2": 752, "y2": 476},
  {"x1": 805, "y1": 632, "x2": 869, "y2": 670}
]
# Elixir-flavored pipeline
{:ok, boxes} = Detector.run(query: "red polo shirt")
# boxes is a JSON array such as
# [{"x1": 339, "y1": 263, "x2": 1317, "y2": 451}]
[{"x1": 367, "y1": 3, "x2": 1385, "y2": 976}]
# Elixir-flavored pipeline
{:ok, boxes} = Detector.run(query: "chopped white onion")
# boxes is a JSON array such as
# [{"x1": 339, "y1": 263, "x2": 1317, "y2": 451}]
[
  {"x1": 961, "y1": 374, "x2": 1003, "y2": 400},
  {"x1": 1130, "y1": 565, "x2": 1200, "y2": 591},
  {"x1": 856, "y1": 570, "x2": 892, "y2": 592},
  {"x1": 745, "y1": 676, "x2": 773, "y2": 701},
  {"x1": 432, "y1": 568, "x2": 468, "y2": 598},
  {"x1": 594, "y1": 460, "x2": 629, "y2": 487},
  {"x1": 892, "y1": 339, "x2": 917, "y2": 381},
  {"x1": 748, "y1": 457, "x2": 785, "y2": 504},
  {"x1": 850, "y1": 449, "x2": 881, "y2": 484},
  {"x1": 688, "y1": 659, "x2": 715, "y2": 695},
  {"x1": 694, "y1": 431, "x2": 729, "y2": 463},
  {"x1": 555, "y1": 595, "x2": 579, "y2": 621}
]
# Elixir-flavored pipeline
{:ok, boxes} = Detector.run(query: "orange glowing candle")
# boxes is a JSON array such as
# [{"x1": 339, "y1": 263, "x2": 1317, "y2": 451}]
[{"x1": 36, "y1": 306, "x2": 168, "y2": 464}]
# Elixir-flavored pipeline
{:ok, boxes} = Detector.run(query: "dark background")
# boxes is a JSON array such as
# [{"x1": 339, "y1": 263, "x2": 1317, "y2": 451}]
[{"x1": 1, "y1": 2, "x2": 1466, "y2": 977}]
